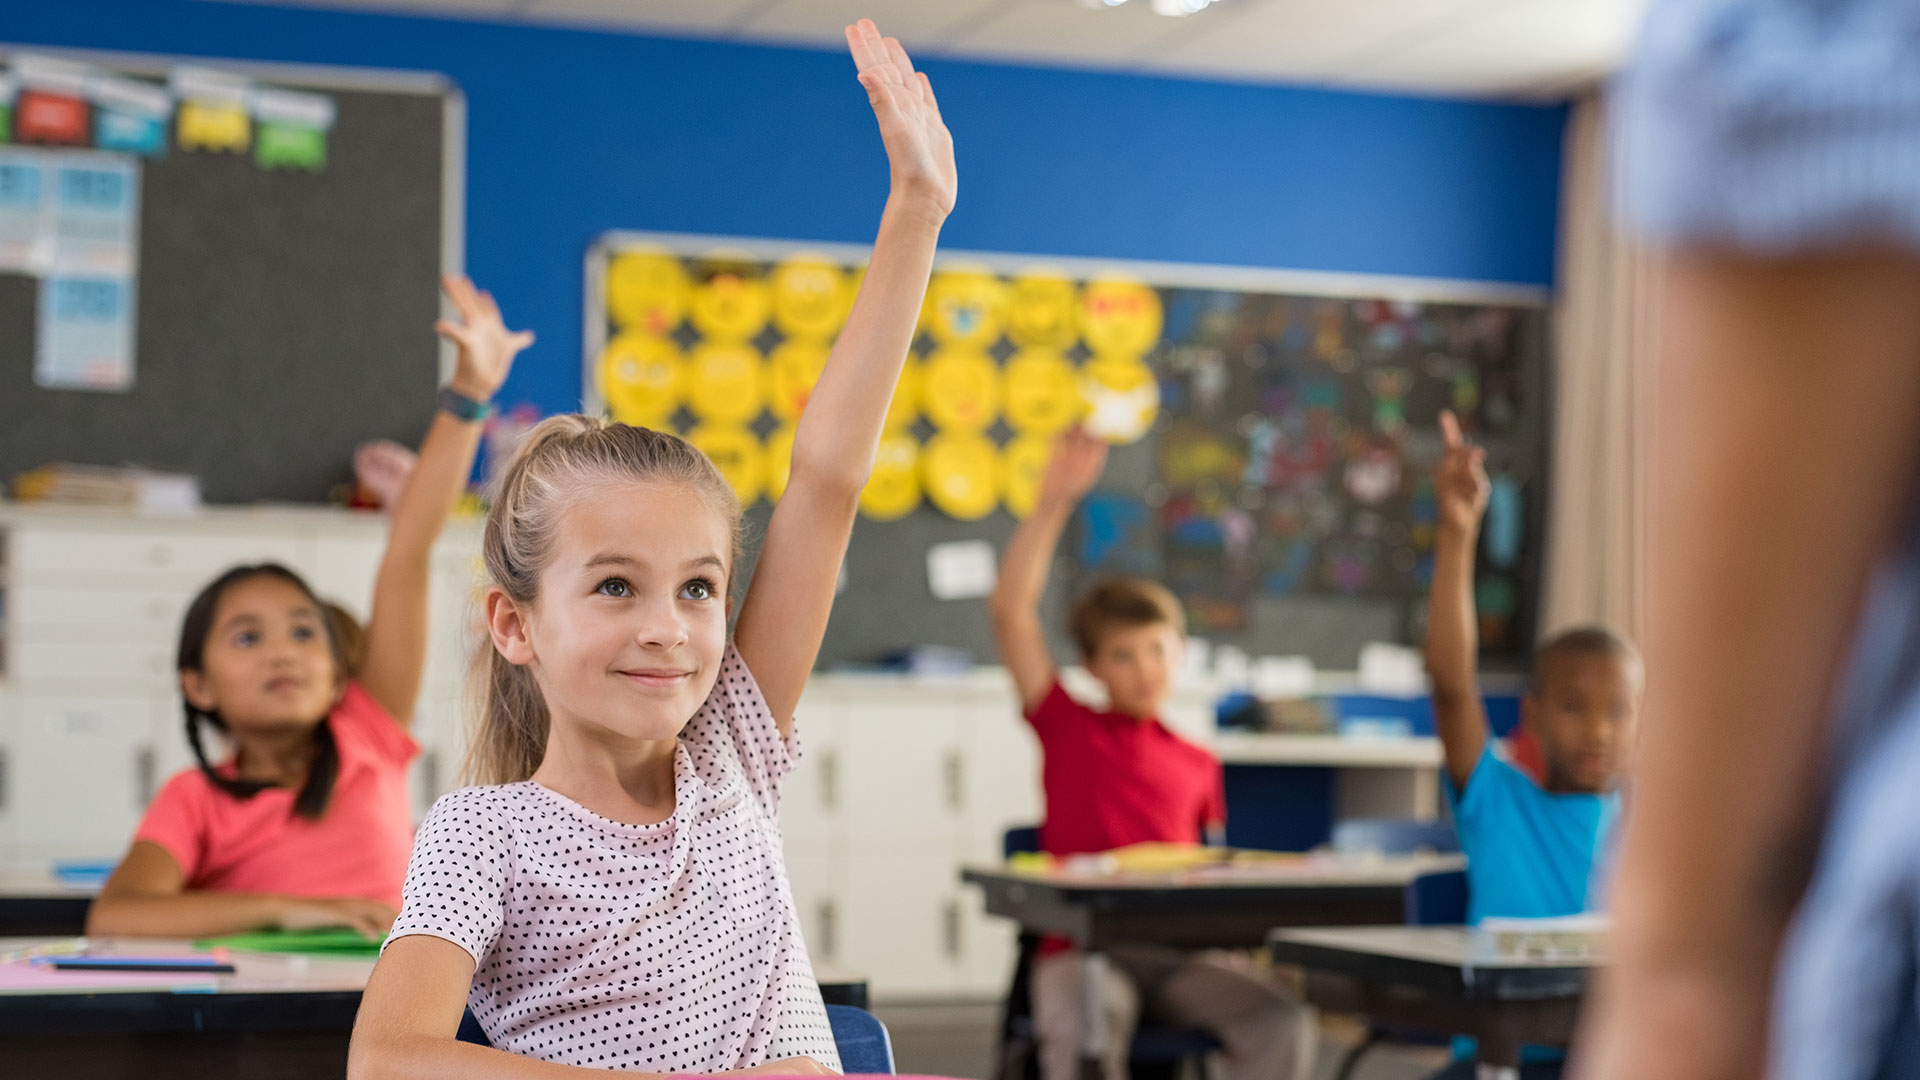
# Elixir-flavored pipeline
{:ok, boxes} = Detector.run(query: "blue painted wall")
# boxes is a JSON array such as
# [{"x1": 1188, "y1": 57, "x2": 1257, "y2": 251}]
[{"x1": 1, "y1": 0, "x2": 1566, "y2": 416}]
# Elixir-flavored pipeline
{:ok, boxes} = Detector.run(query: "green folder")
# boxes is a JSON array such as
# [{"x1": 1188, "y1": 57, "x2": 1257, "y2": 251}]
[{"x1": 195, "y1": 928, "x2": 385, "y2": 958}]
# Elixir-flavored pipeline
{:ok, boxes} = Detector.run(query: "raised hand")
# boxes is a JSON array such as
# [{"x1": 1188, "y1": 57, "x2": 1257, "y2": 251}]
[
  {"x1": 845, "y1": 18, "x2": 956, "y2": 221},
  {"x1": 1435, "y1": 410, "x2": 1490, "y2": 535},
  {"x1": 1040, "y1": 426, "x2": 1109, "y2": 508},
  {"x1": 435, "y1": 273, "x2": 534, "y2": 401}
]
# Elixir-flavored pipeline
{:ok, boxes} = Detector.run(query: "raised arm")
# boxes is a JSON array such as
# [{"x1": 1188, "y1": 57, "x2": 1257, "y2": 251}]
[
  {"x1": 734, "y1": 18, "x2": 956, "y2": 730},
  {"x1": 1424, "y1": 410, "x2": 1490, "y2": 789},
  {"x1": 988, "y1": 427, "x2": 1107, "y2": 712},
  {"x1": 358, "y1": 275, "x2": 532, "y2": 723}
]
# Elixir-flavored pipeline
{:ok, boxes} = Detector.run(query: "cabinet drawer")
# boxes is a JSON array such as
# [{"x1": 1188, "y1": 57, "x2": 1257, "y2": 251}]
[
  {"x1": 12, "y1": 528, "x2": 302, "y2": 581},
  {"x1": 11, "y1": 586, "x2": 190, "y2": 636}
]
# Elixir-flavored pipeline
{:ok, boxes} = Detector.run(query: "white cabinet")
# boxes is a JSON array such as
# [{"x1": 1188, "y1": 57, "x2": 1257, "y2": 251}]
[
  {"x1": 840, "y1": 851, "x2": 970, "y2": 998},
  {"x1": 7, "y1": 696, "x2": 154, "y2": 862},
  {"x1": 0, "y1": 505, "x2": 482, "y2": 866},
  {"x1": 837, "y1": 692, "x2": 964, "y2": 855}
]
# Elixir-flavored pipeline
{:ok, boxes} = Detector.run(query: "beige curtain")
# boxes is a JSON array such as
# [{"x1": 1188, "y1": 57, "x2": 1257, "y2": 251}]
[{"x1": 1539, "y1": 94, "x2": 1660, "y2": 642}]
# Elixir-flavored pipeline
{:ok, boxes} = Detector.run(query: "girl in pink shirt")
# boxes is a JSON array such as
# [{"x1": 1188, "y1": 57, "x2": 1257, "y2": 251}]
[
  {"x1": 349, "y1": 21, "x2": 953, "y2": 1079},
  {"x1": 87, "y1": 274, "x2": 536, "y2": 940}
]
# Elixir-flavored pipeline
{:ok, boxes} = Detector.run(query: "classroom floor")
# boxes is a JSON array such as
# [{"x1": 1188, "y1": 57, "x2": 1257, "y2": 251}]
[{"x1": 874, "y1": 1002, "x2": 1452, "y2": 1080}]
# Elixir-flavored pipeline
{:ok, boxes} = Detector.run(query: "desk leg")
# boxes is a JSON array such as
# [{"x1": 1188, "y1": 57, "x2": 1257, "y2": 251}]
[{"x1": 1081, "y1": 950, "x2": 1109, "y2": 1080}]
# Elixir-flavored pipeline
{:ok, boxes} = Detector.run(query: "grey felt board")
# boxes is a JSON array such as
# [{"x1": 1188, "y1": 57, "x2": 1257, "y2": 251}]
[{"x1": 0, "y1": 85, "x2": 447, "y2": 504}]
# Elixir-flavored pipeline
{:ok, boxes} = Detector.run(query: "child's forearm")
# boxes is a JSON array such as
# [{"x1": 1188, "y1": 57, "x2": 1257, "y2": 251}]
[
  {"x1": 85, "y1": 890, "x2": 293, "y2": 939},
  {"x1": 787, "y1": 196, "x2": 942, "y2": 496},
  {"x1": 990, "y1": 495, "x2": 1071, "y2": 621},
  {"x1": 382, "y1": 410, "x2": 483, "y2": 573},
  {"x1": 1423, "y1": 522, "x2": 1481, "y2": 702}
]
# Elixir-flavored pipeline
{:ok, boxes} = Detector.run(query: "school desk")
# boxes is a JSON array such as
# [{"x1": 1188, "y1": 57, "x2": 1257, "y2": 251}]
[
  {"x1": 0, "y1": 936, "x2": 871, "y2": 1079},
  {"x1": 1268, "y1": 925, "x2": 1591, "y2": 1080},
  {"x1": 961, "y1": 853, "x2": 1464, "y2": 1072},
  {"x1": 0, "y1": 866, "x2": 95, "y2": 936}
]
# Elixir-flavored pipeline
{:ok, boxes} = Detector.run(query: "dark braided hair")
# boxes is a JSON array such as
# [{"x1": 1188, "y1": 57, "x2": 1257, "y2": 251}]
[{"x1": 177, "y1": 564, "x2": 342, "y2": 820}]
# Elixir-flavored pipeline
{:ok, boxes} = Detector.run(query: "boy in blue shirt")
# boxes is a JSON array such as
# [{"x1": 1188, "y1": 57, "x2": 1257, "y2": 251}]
[{"x1": 1421, "y1": 411, "x2": 1642, "y2": 1077}]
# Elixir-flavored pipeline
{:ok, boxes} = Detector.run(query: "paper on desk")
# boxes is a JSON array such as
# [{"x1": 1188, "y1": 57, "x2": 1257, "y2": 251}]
[
  {"x1": 1474, "y1": 913, "x2": 1609, "y2": 963},
  {"x1": 1357, "y1": 642, "x2": 1426, "y2": 696},
  {"x1": 926, "y1": 539, "x2": 997, "y2": 601}
]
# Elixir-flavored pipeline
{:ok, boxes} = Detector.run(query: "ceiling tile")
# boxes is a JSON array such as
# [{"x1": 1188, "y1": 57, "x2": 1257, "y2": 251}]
[
  {"x1": 738, "y1": 0, "x2": 1014, "y2": 51},
  {"x1": 941, "y1": 0, "x2": 1198, "y2": 66},
  {"x1": 1144, "y1": 0, "x2": 1504, "y2": 80},
  {"x1": 1339, "y1": 0, "x2": 1649, "y2": 96}
]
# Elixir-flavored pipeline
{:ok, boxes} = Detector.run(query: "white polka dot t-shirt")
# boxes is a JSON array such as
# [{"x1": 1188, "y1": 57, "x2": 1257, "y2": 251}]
[{"x1": 387, "y1": 645, "x2": 840, "y2": 1072}]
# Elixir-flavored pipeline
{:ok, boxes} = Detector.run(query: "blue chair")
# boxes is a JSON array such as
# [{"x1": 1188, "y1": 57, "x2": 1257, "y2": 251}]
[
  {"x1": 1328, "y1": 865, "x2": 1472, "y2": 1080},
  {"x1": 993, "y1": 826, "x2": 1219, "y2": 1080},
  {"x1": 458, "y1": 1004, "x2": 895, "y2": 1073},
  {"x1": 827, "y1": 1004, "x2": 896, "y2": 1074}
]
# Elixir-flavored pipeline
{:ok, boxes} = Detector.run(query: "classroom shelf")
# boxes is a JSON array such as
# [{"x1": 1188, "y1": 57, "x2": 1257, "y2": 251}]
[{"x1": 1211, "y1": 732, "x2": 1443, "y2": 768}]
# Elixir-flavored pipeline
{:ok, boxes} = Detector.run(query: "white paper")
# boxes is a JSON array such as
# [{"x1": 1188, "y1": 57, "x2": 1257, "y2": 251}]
[
  {"x1": 926, "y1": 539, "x2": 997, "y2": 601},
  {"x1": 1251, "y1": 655, "x2": 1317, "y2": 700},
  {"x1": 0, "y1": 147, "x2": 50, "y2": 273},
  {"x1": 1356, "y1": 641, "x2": 1427, "y2": 696}
]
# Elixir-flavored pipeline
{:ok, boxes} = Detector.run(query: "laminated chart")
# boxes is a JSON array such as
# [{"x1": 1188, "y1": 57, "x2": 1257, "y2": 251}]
[{"x1": 586, "y1": 235, "x2": 1549, "y2": 655}]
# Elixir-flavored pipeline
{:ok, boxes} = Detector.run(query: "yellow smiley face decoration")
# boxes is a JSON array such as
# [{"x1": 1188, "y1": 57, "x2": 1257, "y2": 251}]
[
  {"x1": 924, "y1": 268, "x2": 1005, "y2": 348},
  {"x1": 1081, "y1": 357, "x2": 1161, "y2": 444},
  {"x1": 600, "y1": 333, "x2": 685, "y2": 426},
  {"x1": 922, "y1": 433, "x2": 1001, "y2": 521},
  {"x1": 764, "y1": 424, "x2": 797, "y2": 502},
  {"x1": 921, "y1": 347, "x2": 1001, "y2": 433},
  {"x1": 771, "y1": 256, "x2": 850, "y2": 341},
  {"x1": 1078, "y1": 278, "x2": 1163, "y2": 359},
  {"x1": 1000, "y1": 435, "x2": 1053, "y2": 519},
  {"x1": 768, "y1": 340, "x2": 830, "y2": 422},
  {"x1": 1007, "y1": 271, "x2": 1078, "y2": 350},
  {"x1": 686, "y1": 424, "x2": 765, "y2": 505},
  {"x1": 690, "y1": 263, "x2": 771, "y2": 343},
  {"x1": 687, "y1": 343, "x2": 767, "y2": 425},
  {"x1": 606, "y1": 250, "x2": 691, "y2": 336},
  {"x1": 860, "y1": 433, "x2": 922, "y2": 521},
  {"x1": 1003, "y1": 348, "x2": 1082, "y2": 436}
]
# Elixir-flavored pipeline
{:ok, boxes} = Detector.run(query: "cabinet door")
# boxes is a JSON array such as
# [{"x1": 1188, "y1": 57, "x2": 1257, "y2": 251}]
[
  {"x1": 840, "y1": 852, "x2": 963, "y2": 1000},
  {"x1": 959, "y1": 884, "x2": 1021, "y2": 998},
  {"x1": 960, "y1": 695, "x2": 1044, "y2": 864},
  {"x1": 305, "y1": 535, "x2": 385, "y2": 617},
  {"x1": 781, "y1": 690, "x2": 839, "y2": 848},
  {"x1": 9, "y1": 697, "x2": 153, "y2": 862},
  {"x1": 837, "y1": 696, "x2": 963, "y2": 854},
  {"x1": 12, "y1": 527, "x2": 302, "y2": 586},
  {"x1": 784, "y1": 839, "x2": 844, "y2": 968}
]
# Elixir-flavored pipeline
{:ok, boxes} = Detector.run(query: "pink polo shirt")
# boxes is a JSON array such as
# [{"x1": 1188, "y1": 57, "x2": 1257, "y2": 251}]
[{"x1": 134, "y1": 683, "x2": 418, "y2": 909}]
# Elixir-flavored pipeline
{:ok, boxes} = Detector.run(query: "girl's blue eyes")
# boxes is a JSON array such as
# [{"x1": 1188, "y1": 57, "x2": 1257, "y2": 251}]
[{"x1": 595, "y1": 577, "x2": 719, "y2": 601}]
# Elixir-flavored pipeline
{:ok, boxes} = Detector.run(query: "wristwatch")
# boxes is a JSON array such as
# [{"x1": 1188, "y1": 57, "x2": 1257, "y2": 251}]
[{"x1": 439, "y1": 385, "x2": 492, "y2": 422}]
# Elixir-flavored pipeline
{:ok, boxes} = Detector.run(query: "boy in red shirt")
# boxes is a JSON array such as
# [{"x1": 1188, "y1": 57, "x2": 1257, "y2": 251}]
[{"x1": 988, "y1": 427, "x2": 1314, "y2": 1080}]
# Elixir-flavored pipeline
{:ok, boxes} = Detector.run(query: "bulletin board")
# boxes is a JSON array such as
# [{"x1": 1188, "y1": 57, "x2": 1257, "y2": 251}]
[
  {"x1": 585, "y1": 232, "x2": 1550, "y2": 669},
  {"x1": 0, "y1": 46, "x2": 462, "y2": 504}
]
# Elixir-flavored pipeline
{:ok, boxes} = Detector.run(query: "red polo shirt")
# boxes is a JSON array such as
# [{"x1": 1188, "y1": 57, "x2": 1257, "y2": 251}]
[{"x1": 1026, "y1": 681, "x2": 1225, "y2": 857}]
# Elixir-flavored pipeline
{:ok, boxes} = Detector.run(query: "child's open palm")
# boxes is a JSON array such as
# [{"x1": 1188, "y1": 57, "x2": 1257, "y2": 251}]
[
  {"x1": 436, "y1": 273, "x2": 534, "y2": 401},
  {"x1": 1041, "y1": 426, "x2": 1109, "y2": 506},
  {"x1": 845, "y1": 19, "x2": 956, "y2": 219},
  {"x1": 1436, "y1": 410, "x2": 1490, "y2": 533}
]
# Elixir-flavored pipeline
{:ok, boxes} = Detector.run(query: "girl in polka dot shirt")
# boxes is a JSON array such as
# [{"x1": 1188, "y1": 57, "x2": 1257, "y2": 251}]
[{"x1": 349, "y1": 20, "x2": 954, "y2": 1080}]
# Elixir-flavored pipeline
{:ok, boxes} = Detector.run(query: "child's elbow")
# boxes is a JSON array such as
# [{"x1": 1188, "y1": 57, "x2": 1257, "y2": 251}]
[{"x1": 346, "y1": 1029, "x2": 421, "y2": 1080}]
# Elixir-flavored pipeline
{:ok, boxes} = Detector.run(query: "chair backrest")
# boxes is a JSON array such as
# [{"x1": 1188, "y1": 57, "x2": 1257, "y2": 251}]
[
  {"x1": 1003, "y1": 825, "x2": 1042, "y2": 859},
  {"x1": 1330, "y1": 817, "x2": 1461, "y2": 856},
  {"x1": 827, "y1": 1004, "x2": 896, "y2": 1074},
  {"x1": 1405, "y1": 868, "x2": 1470, "y2": 925},
  {"x1": 455, "y1": 1007, "x2": 491, "y2": 1047}
]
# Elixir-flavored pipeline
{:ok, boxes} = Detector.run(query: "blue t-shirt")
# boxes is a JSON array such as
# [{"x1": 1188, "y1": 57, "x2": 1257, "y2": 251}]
[{"x1": 1446, "y1": 744, "x2": 1622, "y2": 925}]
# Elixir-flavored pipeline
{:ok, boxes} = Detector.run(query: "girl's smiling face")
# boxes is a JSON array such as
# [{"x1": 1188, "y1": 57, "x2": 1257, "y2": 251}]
[
  {"x1": 181, "y1": 574, "x2": 342, "y2": 733},
  {"x1": 495, "y1": 479, "x2": 733, "y2": 745}
]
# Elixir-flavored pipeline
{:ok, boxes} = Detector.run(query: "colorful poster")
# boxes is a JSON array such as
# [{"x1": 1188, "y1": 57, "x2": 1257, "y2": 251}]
[
  {"x1": 33, "y1": 151, "x2": 140, "y2": 391},
  {"x1": 0, "y1": 147, "x2": 47, "y2": 272},
  {"x1": 253, "y1": 88, "x2": 336, "y2": 172},
  {"x1": 92, "y1": 74, "x2": 170, "y2": 157},
  {"x1": 171, "y1": 67, "x2": 252, "y2": 154}
]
